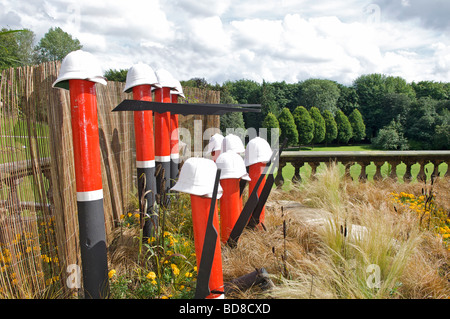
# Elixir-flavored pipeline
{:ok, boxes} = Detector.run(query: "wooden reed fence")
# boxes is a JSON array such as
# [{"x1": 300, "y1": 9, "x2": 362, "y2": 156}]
[{"x1": 0, "y1": 61, "x2": 220, "y2": 298}]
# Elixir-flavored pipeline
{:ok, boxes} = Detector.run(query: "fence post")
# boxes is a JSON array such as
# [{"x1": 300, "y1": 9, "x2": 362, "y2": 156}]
[{"x1": 52, "y1": 50, "x2": 109, "y2": 299}]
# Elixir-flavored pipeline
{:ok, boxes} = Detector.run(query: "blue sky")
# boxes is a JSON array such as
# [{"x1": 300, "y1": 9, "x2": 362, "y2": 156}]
[{"x1": 1, "y1": 0, "x2": 449, "y2": 85}]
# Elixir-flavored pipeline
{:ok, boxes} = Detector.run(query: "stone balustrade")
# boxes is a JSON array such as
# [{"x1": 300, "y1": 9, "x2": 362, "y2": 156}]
[{"x1": 274, "y1": 150, "x2": 450, "y2": 186}]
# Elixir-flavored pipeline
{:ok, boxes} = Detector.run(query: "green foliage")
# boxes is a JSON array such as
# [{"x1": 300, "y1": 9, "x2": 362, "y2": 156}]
[
  {"x1": 337, "y1": 84, "x2": 359, "y2": 116},
  {"x1": 309, "y1": 106, "x2": 326, "y2": 145},
  {"x1": 292, "y1": 106, "x2": 314, "y2": 145},
  {"x1": 104, "y1": 68, "x2": 128, "y2": 82},
  {"x1": 335, "y1": 110, "x2": 353, "y2": 144},
  {"x1": 322, "y1": 109, "x2": 338, "y2": 144},
  {"x1": 411, "y1": 80, "x2": 450, "y2": 100},
  {"x1": 404, "y1": 97, "x2": 438, "y2": 149},
  {"x1": 298, "y1": 79, "x2": 340, "y2": 115},
  {"x1": 0, "y1": 28, "x2": 22, "y2": 69},
  {"x1": 262, "y1": 112, "x2": 280, "y2": 143},
  {"x1": 372, "y1": 120, "x2": 409, "y2": 150},
  {"x1": 348, "y1": 109, "x2": 366, "y2": 142},
  {"x1": 34, "y1": 27, "x2": 82, "y2": 63},
  {"x1": 277, "y1": 107, "x2": 298, "y2": 146}
]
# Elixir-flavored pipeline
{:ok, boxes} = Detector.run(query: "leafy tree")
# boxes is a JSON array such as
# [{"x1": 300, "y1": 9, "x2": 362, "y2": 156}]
[
  {"x1": 404, "y1": 97, "x2": 439, "y2": 149},
  {"x1": 334, "y1": 110, "x2": 353, "y2": 144},
  {"x1": 337, "y1": 84, "x2": 359, "y2": 116},
  {"x1": 0, "y1": 28, "x2": 21, "y2": 69},
  {"x1": 104, "y1": 68, "x2": 128, "y2": 82},
  {"x1": 224, "y1": 79, "x2": 262, "y2": 129},
  {"x1": 261, "y1": 80, "x2": 279, "y2": 116},
  {"x1": 293, "y1": 106, "x2": 314, "y2": 146},
  {"x1": 277, "y1": 107, "x2": 298, "y2": 146},
  {"x1": 411, "y1": 81, "x2": 449, "y2": 100},
  {"x1": 219, "y1": 89, "x2": 245, "y2": 133},
  {"x1": 309, "y1": 106, "x2": 326, "y2": 146},
  {"x1": 34, "y1": 27, "x2": 82, "y2": 62},
  {"x1": 262, "y1": 112, "x2": 280, "y2": 144},
  {"x1": 348, "y1": 109, "x2": 366, "y2": 142},
  {"x1": 372, "y1": 120, "x2": 409, "y2": 150},
  {"x1": 322, "y1": 109, "x2": 337, "y2": 145},
  {"x1": 298, "y1": 79, "x2": 340, "y2": 114},
  {"x1": 353, "y1": 73, "x2": 415, "y2": 138},
  {"x1": 15, "y1": 29, "x2": 35, "y2": 66}
]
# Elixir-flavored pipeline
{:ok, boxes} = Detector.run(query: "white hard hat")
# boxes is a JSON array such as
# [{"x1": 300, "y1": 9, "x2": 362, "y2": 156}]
[
  {"x1": 170, "y1": 157, "x2": 223, "y2": 198},
  {"x1": 216, "y1": 151, "x2": 251, "y2": 181},
  {"x1": 52, "y1": 50, "x2": 107, "y2": 90},
  {"x1": 155, "y1": 68, "x2": 178, "y2": 89},
  {"x1": 170, "y1": 78, "x2": 186, "y2": 98},
  {"x1": 244, "y1": 137, "x2": 273, "y2": 166},
  {"x1": 123, "y1": 63, "x2": 161, "y2": 93},
  {"x1": 206, "y1": 133, "x2": 224, "y2": 154},
  {"x1": 222, "y1": 134, "x2": 245, "y2": 154}
]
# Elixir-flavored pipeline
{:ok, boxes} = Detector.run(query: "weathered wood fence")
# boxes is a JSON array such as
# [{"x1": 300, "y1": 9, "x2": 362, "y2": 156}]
[{"x1": 275, "y1": 150, "x2": 450, "y2": 186}]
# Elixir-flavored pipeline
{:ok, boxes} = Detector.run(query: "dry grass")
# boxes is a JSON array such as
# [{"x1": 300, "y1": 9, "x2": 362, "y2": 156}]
[{"x1": 222, "y1": 163, "x2": 450, "y2": 299}]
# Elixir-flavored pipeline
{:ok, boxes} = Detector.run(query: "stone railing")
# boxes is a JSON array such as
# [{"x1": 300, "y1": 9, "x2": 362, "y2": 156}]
[{"x1": 275, "y1": 150, "x2": 450, "y2": 186}]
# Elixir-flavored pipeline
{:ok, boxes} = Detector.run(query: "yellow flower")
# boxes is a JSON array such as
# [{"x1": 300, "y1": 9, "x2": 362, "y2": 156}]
[
  {"x1": 120, "y1": 214, "x2": 125, "y2": 220},
  {"x1": 151, "y1": 280, "x2": 157, "y2": 285},
  {"x1": 108, "y1": 269, "x2": 116, "y2": 279},
  {"x1": 128, "y1": 212, "x2": 132, "y2": 217},
  {"x1": 146, "y1": 271, "x2": 156, "y2": 280},
  {"x1": 171, "y1": 264, "x2": 180, "y2": 276},
  {"x1": 134, "y1": 213, "x2": 140, "y2": 219},
  {"x1": 185, "y1": 272, "x2": 192, "y2": 278}
]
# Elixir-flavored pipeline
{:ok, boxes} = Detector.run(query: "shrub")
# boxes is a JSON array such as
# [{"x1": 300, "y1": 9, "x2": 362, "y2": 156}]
[
  {"x1": 335, "y1": 110, "x2": 353, "y2": 144},
  {"x1": 277, "y1": 107, "x2": 298, "y2": 146},
  {"x1": 322, "y1": 109, "x2": 338, "y2": 144},
  {"x1": 309, "y1": 106, "x2": 326, "y2": 145},
  {"x1": 292, "y1": 106, "x2": 314, "y2": 146},
  {"x1": 348, "y1": 109, "x2": 366, "y2": 142},
  {"x1": 372, "y1": 120, "x2": 409, "y2": 150}
]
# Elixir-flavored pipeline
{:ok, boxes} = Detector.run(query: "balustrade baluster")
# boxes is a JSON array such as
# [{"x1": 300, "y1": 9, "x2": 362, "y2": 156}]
[
  {"x1": 359, "y1": 161, "x2": 369, "y2": 181},
  {"x1": 275, "y1": 160, "x2": 286, "y2": 187},
  {"x1": 403, "y1": 161, "x2": 413, "y2": 183},
  {"x1": 292, "y1": 161, "x2": 304, "y2": 183},
  {"x1": 373, "y1": 161, "x2": 384, "y2": 180}
]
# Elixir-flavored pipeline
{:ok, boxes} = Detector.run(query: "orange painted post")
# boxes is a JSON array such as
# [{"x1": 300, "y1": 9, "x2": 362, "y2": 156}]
[
  {"x1": 132, "y1": 85, "x2": 157, "y2": 236},
  {"x1": 124, "y1": 63, "x2": 160, "y2": 238},
  {"x1": 190, "y1": 194, "x2": 224, "y2": 299},
  {"x1": 170, "y1": 157, "x2": 224, "y2": 299},
  {"x1": 170, "y1": 93, "x2": 180, "y2": 187},
  {"x1": 218, "y1": 178, "x2": 241, "y2": 243},
  {"x1": 154, "y1": 87, "x2": 172, "y2": 200},
  {"x1": 52, "y1": 50, "x2": 109, "y2": 299},
  {"x1": 215, "y1": 151, "x2": 250, "y2": 243},
  {"x1": 245, "y1": 137, "x2": 273, "y2": 226},
  {"x1": 248, "y1": 162, "x2": 267, "y2": 224}
]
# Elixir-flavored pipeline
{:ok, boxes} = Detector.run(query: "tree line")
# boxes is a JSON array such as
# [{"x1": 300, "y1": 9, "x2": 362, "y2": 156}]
[
  {"x1": 190, "y1": 77, "x2": 449, "y2": 150},
  {"x1": 1, "y1": 27, "x2": 448, "y2": 150}
]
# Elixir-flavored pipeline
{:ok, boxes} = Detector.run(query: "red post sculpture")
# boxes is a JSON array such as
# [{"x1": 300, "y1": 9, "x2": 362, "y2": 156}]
[
  {"x1": 124, "y1": 64, "x2": 159, "y2": 238},
  {"x1": 53, "y1": 50, "x2": 109, "y2": 299},
  {"x1": 245, "y1": 137, "x2": 273, "y2": 226}
]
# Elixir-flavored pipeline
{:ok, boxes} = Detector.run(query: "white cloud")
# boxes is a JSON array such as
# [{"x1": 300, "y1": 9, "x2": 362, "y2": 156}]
[{"x1": 1, "y1": 0, "x2": 450, "y2": 85}]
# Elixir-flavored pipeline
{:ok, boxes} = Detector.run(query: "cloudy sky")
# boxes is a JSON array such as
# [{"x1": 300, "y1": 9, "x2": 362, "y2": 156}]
[{"x1": 1, "y1": 0, "x2": 449, "y2": 85}]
